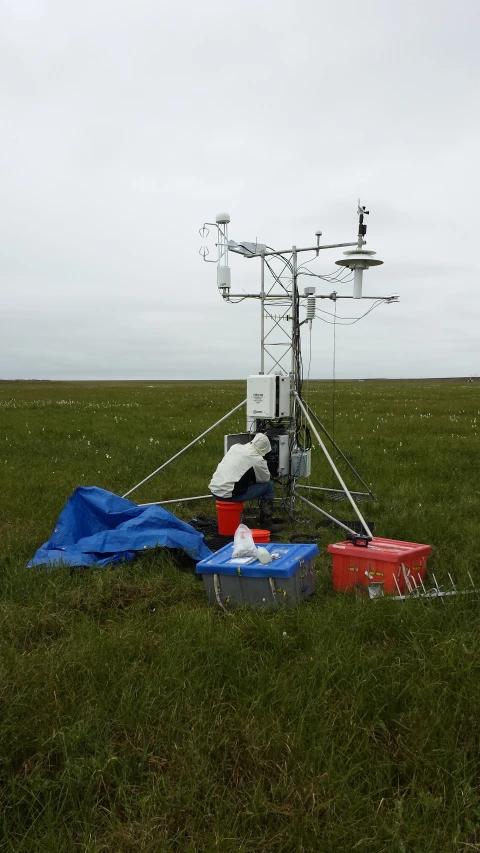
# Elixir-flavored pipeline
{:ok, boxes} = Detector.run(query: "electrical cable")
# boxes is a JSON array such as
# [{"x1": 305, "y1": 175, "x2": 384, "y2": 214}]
[
  {"x1": 300, "y1": 299, "x2": 367, "y2": 322},
  {"x1": 315, "y1": 304, "x2": 379, "y2": 320},
  {"x1": 314, "y1": 299, "x2": 385, "y2": 325},
  {"x1": 303, "y1": 321, "x2": 314, "y2": 495},
  {"x1": 306, "y1": 322, "x2": 312, "y2": 408},
  {"x1": 290, "y1": 272, "x2": 312, "y2": 455},
  {"x1": 298, "y1": 270, "x2": 354, "y2": 284},
  {"x1": 299, "y1": 266, "x2": 350, "y2": 279},
  {"x1": 265, "y1": 258, "x2": 292, "y2": 296},
  {"x1": 295, "y1": 252, "x2": 320, "y2": 273},
  {"x1": 345, "y1": 299, "x2": 386, "y2": 324},
  {"x1": 332, "y1": 300, "x2": 337, "y2": 451},
  {"x1": 266, "y1": 248, "x2": 293, "y2": 273},
  {"x1": 298, "y1": 265, "x2": 353, "y2": 279}
]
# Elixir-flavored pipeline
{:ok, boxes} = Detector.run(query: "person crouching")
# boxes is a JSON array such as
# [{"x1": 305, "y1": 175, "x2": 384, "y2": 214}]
[{"x1": 208, "y1": 434, "x2": 280, "y2": 531}]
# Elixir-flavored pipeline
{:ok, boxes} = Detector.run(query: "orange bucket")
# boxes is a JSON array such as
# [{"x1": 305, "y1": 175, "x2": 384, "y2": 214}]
[
  {"x1": 216, "y1": 501, "x2": 244, "y2": 535},
  {"x1": 251, "y1": 529, "x2": 271, "y2": 543}
]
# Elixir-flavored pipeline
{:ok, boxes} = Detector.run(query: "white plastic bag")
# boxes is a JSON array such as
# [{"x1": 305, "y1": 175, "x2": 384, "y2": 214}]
[{"x1": 232, "y1": 523, "x2": 258, "y2": 559}]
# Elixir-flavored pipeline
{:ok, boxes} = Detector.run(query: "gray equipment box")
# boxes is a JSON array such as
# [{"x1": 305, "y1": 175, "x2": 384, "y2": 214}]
[
  {"x1": 196, "y1": 542, "x2": 318, "y2": 610},
  {"x1": 224, "y1": 432, "x2": 250, "y2": 454},
  {"x1": 290, "y1": 448, "x2": 311, "y2": 478}
]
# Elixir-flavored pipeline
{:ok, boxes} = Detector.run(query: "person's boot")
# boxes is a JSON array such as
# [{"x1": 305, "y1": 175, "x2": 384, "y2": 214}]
[{"x1": 259, "y1": 499, "x2": 283, "y2": 534}]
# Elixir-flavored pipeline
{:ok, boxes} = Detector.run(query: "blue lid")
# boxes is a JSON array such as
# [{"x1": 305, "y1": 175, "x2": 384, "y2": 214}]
[{"x1": 196, "y1": 541, "x2": 319, "y2": 578}]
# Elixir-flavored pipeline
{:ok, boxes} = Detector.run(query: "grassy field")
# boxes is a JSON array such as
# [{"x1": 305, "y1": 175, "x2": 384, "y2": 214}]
[{"x1": 1, "y1": 378, "x2": 480, "y2": 852}]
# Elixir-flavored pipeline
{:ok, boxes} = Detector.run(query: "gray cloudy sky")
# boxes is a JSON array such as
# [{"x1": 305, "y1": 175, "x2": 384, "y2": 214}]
[{"x1": 1, "y1": 0, "x2": 479, "y2": 380}]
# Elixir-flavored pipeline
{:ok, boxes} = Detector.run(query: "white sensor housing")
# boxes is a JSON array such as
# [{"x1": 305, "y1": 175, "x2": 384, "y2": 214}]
[
  {"x1": 335, "y1": 249, "x2": 383, "y2": 299},
  {"x1": 247, "y1": 374, "x2": 290, "y2": 418},
  {"x1": 217, "y1": 266, "x2": 231, "y2": 290}
]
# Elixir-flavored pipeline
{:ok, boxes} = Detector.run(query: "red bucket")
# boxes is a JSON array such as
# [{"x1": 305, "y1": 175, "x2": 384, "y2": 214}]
[
  {"x1": 216, "y1": 501, "x2": 244, "y2": 536},
  {"x1": 251, "y1": 529, "x2": 271, "y2": 543}
]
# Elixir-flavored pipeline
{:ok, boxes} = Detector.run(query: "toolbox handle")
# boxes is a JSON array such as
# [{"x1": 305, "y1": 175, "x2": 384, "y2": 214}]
[{"x1": 346, "y1": 534, "x2": 372, "y2": 547}]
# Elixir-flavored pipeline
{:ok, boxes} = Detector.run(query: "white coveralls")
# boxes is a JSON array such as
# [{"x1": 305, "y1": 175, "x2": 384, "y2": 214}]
[{"x1": 208, "y1": 433, "x2": 273, "y2": 501}]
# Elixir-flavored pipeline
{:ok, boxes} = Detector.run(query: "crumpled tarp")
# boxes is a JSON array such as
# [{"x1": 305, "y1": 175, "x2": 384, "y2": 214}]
[{"x1": 28, "y1": 486, "x2": 213, "y2": 569}]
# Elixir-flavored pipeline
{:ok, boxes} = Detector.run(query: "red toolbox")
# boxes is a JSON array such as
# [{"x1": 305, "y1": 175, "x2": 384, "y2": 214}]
[{"x1": 327, "y1": 537, "x2": 432, "y2": 595}]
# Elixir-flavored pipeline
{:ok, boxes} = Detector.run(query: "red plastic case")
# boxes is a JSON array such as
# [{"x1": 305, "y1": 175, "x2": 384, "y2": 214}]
[{"x1": 327, "y1": 537, "x2": 432, "y2": 595}]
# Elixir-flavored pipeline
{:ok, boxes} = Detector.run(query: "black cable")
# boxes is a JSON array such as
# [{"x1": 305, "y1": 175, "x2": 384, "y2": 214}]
[
  {"x1": 316, "y1": 304, "x2": 380, "y2": 320},
  {"x1": 332, "y1": 300, "x2": 337, "y2": 450},
  {"x1": 265, "y1": 258, "x2": 293, "y2": 297},
  {"x1": 345, "y1": 300, "x2": 386, "y2": 324},
  {"x1": 299, "y1": 266, "x2": 351, "y2": 278},
  {"x1": 295, "y1": 252, "x2": 320, "y2": 273},
  {"x1": 297, "y1": 268, "x2": 354, "y2": 282},
  {"x1": 266, "y1": 248, "x2": 293, "y2": 273},
  {"x1": 314, "y1": 299, "x2": 385, "y2": 325},
  {"x1": 306, "y1": 322, "x2": 312, "y2": 408}
]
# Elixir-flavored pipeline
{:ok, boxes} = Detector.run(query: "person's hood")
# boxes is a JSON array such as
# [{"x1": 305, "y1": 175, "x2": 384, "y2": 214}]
[{"x1": 251, "y1": 433, "x2": 271, "y2": 456}]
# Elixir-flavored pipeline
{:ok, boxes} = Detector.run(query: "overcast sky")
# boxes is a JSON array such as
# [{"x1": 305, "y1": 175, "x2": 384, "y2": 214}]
[{"x1": 1, "y1": 0, "x2": 479, "y2": 380}]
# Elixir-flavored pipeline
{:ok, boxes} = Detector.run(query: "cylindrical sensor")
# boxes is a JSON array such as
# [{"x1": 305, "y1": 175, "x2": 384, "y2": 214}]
[{"x1": 353, "y1": 267, "x2": 364, "y2": 299}]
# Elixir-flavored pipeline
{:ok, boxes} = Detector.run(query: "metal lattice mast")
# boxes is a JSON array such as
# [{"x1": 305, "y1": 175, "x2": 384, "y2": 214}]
[{"x1": 118, "y1": 203, "x2": 399, "y2": 538}]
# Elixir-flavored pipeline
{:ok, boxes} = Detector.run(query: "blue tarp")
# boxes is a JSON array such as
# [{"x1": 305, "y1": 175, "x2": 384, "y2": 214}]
[{"x1": 28, "y1": 486, "x2": 213, "y2": 569}]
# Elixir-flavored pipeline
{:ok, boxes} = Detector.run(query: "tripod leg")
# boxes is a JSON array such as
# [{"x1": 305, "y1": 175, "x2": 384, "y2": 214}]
[
  {"x1": 294, "y1": 392, "x2": 373, "y2": 538},
  {"x1": 304, "y1": 400, "x2": 376, "y2": 499},
  {"x1": 122, "y1": 399, "x2": 247, "y2": 499},
  {"x1": 294, "y1": 490, "x2": 360, "y2": 537}
]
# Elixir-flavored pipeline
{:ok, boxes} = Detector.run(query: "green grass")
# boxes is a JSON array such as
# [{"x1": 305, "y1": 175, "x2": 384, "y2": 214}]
[{"x1": 1, "y1": 379, "x2": 480, "y2": 851}]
